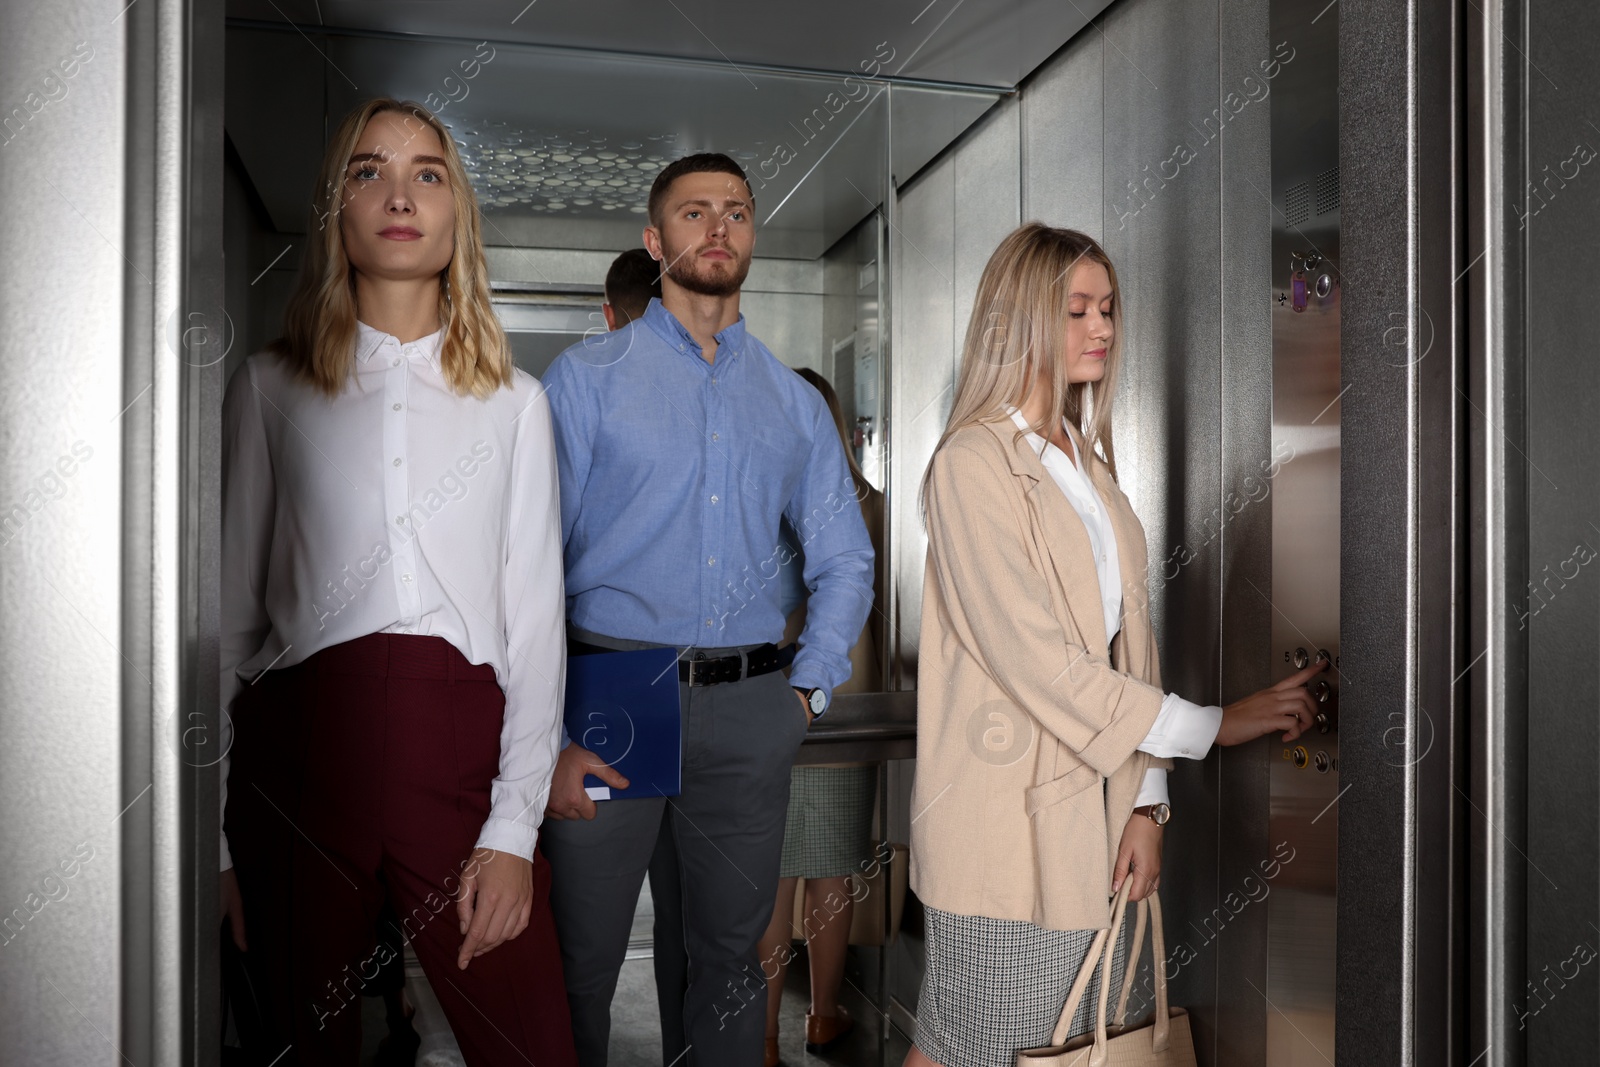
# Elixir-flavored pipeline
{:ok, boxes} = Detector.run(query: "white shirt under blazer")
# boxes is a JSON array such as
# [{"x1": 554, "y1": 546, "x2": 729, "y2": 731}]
[
  {"x1": 218, "y1": 322, "x2": 566, "y2": 870},
  {"x1": 1008, "y1": 409, "x2": 1221, "y2": 808}
]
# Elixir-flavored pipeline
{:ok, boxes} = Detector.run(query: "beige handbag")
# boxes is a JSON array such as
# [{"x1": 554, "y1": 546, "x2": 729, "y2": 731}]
[{"x1": 1017, "y1": 880, "x2": 1197, "y2": 1066}]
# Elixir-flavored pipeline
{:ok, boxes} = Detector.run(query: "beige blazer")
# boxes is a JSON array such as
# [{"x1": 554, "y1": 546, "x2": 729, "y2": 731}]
[{"x1": 910, "y1": 419, "x2": 1172, "y2": 932}]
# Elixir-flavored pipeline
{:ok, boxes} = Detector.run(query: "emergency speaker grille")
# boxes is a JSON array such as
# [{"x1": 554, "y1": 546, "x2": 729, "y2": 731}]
[
  {"x1": 1315, "y1": 166, "x2": 1340, "y2": 215},
  {"x1": 1285, "y1": 182, "x2": 1311, "y2": 226}
]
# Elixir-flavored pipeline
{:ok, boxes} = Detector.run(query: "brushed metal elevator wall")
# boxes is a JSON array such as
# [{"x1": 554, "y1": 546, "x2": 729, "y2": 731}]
[
  {"x1": 890, "y1": 0, "x2": 1283, "y2": 1062},
  {"x1": 1525, "y1": 0, "x2": 1600, "y2": 1058},
  {"x1": 1264, "y1": 1, "x2": 1340, "y2": 1061}
]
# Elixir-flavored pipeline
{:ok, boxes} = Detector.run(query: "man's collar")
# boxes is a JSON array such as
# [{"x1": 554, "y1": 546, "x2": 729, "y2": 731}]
[{"x1": 642, "y1": 297, "x2": 748, "y2": 359}]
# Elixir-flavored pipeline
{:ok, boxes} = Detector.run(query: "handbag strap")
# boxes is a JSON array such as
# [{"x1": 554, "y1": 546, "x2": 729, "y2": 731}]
[
  {"x1": 1112, "y1": 892, "x2": 1149, "y2": 1024},
  {"x1": 1049, "y1": 879, "x2": 1133, "y2": 1047},
  {"x1": 1147, "y1": 889, "x2": 1172, "y2": 1050},
  {"x1": 1048, "y1": 885, "x2": 1174, "y2": 1057}
]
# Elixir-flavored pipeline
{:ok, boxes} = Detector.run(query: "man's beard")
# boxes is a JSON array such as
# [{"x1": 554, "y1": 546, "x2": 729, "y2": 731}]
[{"x1": 660, "y1": 239, "x2": 749, "y2": 297}]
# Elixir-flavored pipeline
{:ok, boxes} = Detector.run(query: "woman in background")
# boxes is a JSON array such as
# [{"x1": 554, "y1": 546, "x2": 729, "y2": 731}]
[
  {"x1": 218, "y1": 97, "x2": 576, "y2": 1066},
  {"x1": 906, "y1": 223, "x2": 1324, "y2": 1067},
  {"x1": 758, "y1": 367, "x2": 885, "y2": 1067}
]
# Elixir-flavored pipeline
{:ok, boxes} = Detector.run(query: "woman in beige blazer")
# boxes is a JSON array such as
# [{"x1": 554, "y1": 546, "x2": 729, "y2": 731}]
[{"x1": 905, "y1": 224, "x2": 1326, "y2": 1067}]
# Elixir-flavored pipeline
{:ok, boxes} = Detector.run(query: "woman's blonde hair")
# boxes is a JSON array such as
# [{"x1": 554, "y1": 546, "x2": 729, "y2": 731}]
[
  {"x1": 275, "y1": 97, "x2": 513, "y2": 398},
  {"x1": 923, "y1": 223, "x2": 1125, "y2": 508}
]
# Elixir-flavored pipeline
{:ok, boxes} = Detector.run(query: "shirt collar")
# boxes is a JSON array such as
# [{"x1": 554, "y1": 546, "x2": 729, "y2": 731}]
[
  {"x1": 642, "y1": 297, "x2": 748, "y2": 362},
  {"x1": 1007, "y1": 407, "x2": 1080, "y2": 467},
  {"x1": 355, "y1": 320, "x2": 444, "y2": 372}
]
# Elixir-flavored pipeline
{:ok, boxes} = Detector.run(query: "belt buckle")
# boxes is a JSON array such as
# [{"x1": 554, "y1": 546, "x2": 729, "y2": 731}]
[{"x1": 687, "y1": 656, "x2": 712, "y2": 687}]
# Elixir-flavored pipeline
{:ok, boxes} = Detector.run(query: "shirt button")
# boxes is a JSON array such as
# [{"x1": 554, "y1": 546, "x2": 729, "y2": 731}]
[
  {"x1": 679, "y1": 344, "x2": 686, "y2": 352},
  {"x1": 1180, "y1": 748, "x2": 1191, "y2": 756},
  {"x1": 392, "y1": 402, "x2": 402, "y2": 411},
  {"x1": 395, "y1": 516, "x2": 406, "y2": 525},
  {"x1": 711, "y1": 432, "x2": 720, "y2": 441},
  {"x1": 707, "y1": 556, "x2": 717, "y2": 566},
  {"x1": 704, "y1": 618, "x2": 713, "y2": 627},
  {"x1": 711, "y1": 377, "x2": 718, "y2": 385},
  {"x1": 401, "y1": 574, "x2": 413, "y2": 583},
  {"x1": 1089, "y1": 505, "x2": 1097, "y2": 514},
  {"x1": 393, "y1": 458, "x2": 402, "y2": 467},
  {"x1": 710, "y1": 495, "x2": 719, "y2": 504}
]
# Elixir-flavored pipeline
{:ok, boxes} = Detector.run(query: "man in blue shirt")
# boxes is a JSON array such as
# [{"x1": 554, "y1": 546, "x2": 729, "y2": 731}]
[{"x1": 539, "y1": 153, "x2": 875, "y2": 1067}]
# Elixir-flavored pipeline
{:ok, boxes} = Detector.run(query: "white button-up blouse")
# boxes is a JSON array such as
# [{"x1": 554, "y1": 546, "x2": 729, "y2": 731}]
[
  {"x1": 1009, "y1": 410, "x2": 1222, "y2": 807},
  {"x1": 218, "y1": 322, "x2": 565, "y2": 869}
]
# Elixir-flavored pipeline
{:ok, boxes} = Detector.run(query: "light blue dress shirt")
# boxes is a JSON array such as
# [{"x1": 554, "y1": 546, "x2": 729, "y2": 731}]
[{"x1": 541, "y1": 298, "x2": 875, "y2": 696}]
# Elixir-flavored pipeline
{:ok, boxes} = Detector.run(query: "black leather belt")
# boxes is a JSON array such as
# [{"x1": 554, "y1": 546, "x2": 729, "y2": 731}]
[{"x1": 568, "y1": 639, "x2": 795, "y2": 687}]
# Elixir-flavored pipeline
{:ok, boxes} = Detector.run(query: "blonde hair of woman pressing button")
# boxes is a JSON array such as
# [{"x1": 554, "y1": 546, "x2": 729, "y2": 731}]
[{"x1": 904, "y1": 223, "x2": 1324, "y2": 1067}]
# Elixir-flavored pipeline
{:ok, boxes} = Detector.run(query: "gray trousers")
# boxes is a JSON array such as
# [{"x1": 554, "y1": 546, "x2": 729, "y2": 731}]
[{"x1": 542, "y1": 635, "x2": 809, "y2": 1067}]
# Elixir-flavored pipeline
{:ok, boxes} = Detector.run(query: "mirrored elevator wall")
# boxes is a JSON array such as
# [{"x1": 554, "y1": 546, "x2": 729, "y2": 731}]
[{"x1": 887, "y1": 0, "x2": 1303, "y2": 1062}]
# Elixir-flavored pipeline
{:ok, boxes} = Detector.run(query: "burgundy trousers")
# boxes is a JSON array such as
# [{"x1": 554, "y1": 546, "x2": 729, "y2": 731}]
[{"x1": 226, "y1": 634, "x2": 577, "y2": 1067}]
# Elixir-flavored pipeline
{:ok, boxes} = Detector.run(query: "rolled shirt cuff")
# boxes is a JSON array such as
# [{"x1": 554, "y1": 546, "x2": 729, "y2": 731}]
[{"x1": 1137, "y1": 692, "x2": 1224, "y2": 760}]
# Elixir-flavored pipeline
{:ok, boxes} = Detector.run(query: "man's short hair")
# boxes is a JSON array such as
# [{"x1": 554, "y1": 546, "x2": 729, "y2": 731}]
[
  {"x1": 647, "y1": 152, "x2": 754, "y2": 229},
  {"x1": 604, "y1": 248, "x2": 662, "y2": 326}
]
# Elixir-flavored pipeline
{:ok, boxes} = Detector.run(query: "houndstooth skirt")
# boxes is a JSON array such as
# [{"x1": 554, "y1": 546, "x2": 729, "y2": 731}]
[
  {"x1": 913, "y1": 906, "x2": 1131, "y2": 1067},
  {"x1": 778, "y1": 765, "x2": 876, "y2": 879}
]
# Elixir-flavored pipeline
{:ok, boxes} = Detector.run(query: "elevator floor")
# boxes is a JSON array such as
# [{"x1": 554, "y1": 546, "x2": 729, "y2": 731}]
[{"x1": 351, "y1": 874, "x2": 914, "y2": 1066}]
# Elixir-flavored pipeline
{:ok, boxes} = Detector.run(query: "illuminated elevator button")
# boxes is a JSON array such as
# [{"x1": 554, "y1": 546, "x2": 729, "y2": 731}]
[{"x1": 1291, "y1": 746, "x2": 1309, "y2": 769}]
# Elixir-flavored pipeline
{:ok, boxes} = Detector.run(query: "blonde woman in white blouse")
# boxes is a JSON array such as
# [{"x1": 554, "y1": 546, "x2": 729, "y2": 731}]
[
  {"x1": 906, "y1": 223, "x2": 1325, "y2": 1067},
  {"x1": 217, "y1": 98, "x2": 576, "y2": 1065}
]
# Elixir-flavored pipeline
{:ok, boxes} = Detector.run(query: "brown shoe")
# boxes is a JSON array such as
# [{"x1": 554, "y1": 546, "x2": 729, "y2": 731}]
[
  {"x1": 804, "y1": 1007, "x2": 854, "y2": 1053},
  {"x1": 764, "y1": 1035, "x2": 780, "y2": 1067}
]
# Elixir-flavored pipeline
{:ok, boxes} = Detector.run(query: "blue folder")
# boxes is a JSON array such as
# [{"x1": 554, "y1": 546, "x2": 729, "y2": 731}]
[{"x1": 563, "y1": 647, "x2": 683, "y2": 800}]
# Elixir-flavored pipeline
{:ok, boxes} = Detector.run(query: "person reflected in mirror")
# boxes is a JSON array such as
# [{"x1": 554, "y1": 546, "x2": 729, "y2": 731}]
[
  {"x1": 904, "y1": 223, "x2": 1325, "y2": 1067},
  {"x1": 217, "y1": 97, "x2": 576, "y2": 1066},
  {"x1": 756, "y1": 368, "x2": 885, "y2": 1066},
  {"x1": 600, "y1": 246, "x2": 661, "y2": 330},
  {"x1": 538, "y1": 153, "x2": 875, "y2": 1067},
  {"x1": 603, "y1": 244, "x2": 698, "y2": 1067}
]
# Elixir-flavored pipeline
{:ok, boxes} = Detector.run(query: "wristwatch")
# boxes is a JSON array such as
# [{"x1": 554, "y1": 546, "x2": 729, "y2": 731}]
[
  {"x1": 1132, "y1": 803, "x2": 1171, "y2": 826},
  {"x1": 794, "y1": 687, "x2": 828, "y2": 719}
]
